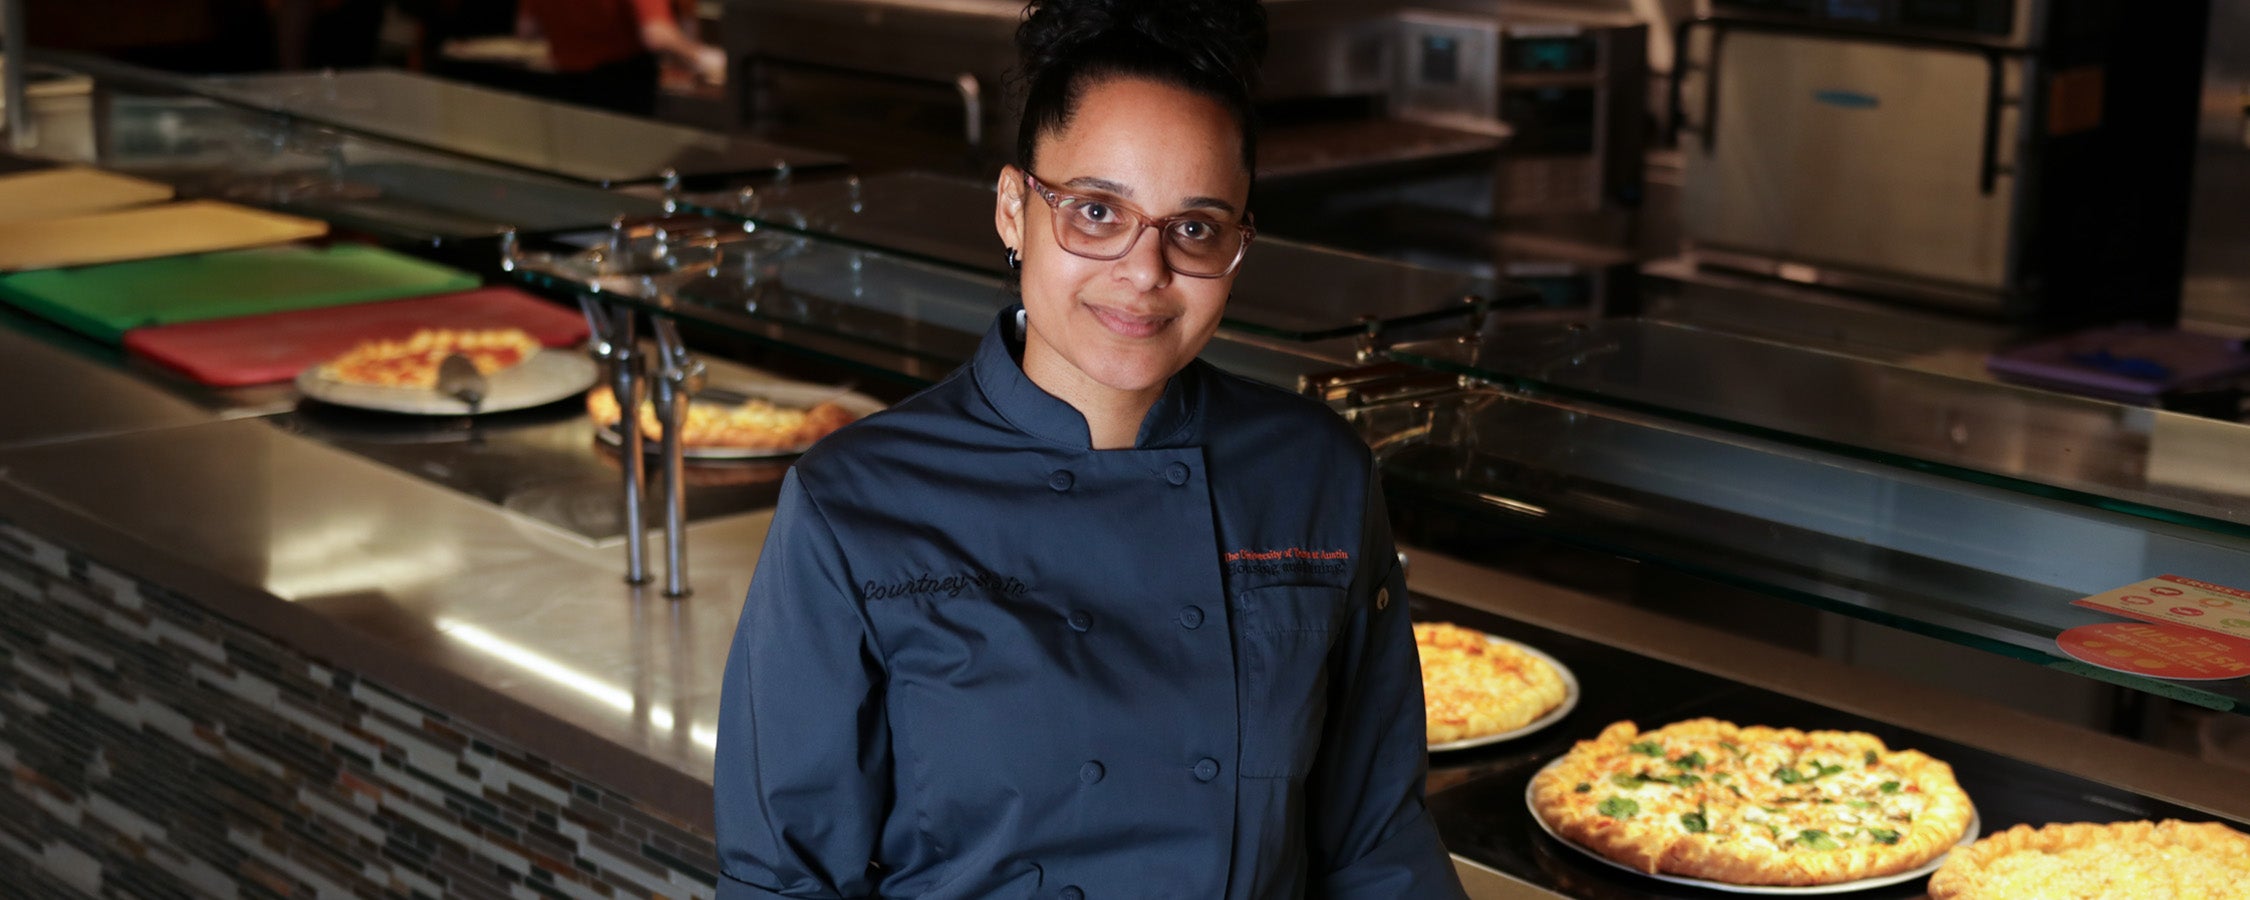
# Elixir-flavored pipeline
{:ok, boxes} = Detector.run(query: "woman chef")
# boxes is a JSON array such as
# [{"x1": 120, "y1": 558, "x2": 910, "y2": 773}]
[{"x1": 712, "y1": 0, "x2": 1469, "y2": 896}]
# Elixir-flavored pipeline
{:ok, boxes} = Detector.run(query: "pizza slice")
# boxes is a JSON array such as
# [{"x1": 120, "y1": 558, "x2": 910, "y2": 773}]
[{"x1": 319, "y1": 327, "x2": 542, "y2": 389}]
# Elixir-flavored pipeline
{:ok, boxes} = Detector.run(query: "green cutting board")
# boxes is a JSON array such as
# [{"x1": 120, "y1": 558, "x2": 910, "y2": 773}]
[{"x1": 0, "y1": 244, "x2": 480, "y2": 345}]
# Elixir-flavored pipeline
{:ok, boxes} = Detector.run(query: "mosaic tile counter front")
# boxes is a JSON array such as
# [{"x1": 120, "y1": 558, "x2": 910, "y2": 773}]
[{"x1": 0, "y1": 521, "x2": 723, "y2": 899}]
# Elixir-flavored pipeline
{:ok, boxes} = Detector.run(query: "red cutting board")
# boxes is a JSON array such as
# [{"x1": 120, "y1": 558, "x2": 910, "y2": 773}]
[{"x1": 124, "y1": 287, "x2": 591, "y2": 387}]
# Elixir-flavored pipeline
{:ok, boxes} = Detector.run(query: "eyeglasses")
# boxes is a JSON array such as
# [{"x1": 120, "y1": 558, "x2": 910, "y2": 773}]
[{"x1": 1024, "y1": 173, "x2": 1255, "y2": 278}]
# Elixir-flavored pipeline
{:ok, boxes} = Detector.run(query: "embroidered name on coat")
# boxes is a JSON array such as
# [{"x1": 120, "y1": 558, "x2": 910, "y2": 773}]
[{"x1": 862, "y1": 571, "x2": 1030, "y2": 601}]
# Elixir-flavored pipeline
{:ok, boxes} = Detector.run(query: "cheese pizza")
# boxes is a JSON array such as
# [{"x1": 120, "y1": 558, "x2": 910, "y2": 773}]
[
  {"x1": 1529, "y1": 718, "x2": 1976, "y2": 886},
  {"x1": 318, "y1": 328, "x2": 541, "y2": 389},
  {"x1": 586, "y1": 385, "x2": 857, "y2": 452},
  {"x1": 1928, "y1": 819, "x2": 2250, "y2": 899},
  {"x1": 1413, "y1": 622, "x2": 1569, "y2": 745}
]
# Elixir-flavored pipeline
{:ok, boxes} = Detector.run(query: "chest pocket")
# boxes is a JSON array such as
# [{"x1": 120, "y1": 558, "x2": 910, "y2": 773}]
[{"x1": 1235, "y1": 583, "x2": 1347, "y2": 778}]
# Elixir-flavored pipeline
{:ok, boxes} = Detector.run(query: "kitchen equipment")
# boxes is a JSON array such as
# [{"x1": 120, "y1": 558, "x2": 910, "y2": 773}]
[
  {"x1": 0, "y1": 243, "x2": 477, "y2": 345},
  {"x1": 725, "y1": 0, "x2": 1508, "y2": 181},
  {"x1": 1672, "y1": 0, "x2": 2207, "y2": 324},
  {"x1": 124, "y1": 286, "x2": 588, "y2": 387},
  {"x1": 0, "y1": 166, "x2": 173, "y2": 224},
  {"x1": 0, "y1": 199, "x2": 327, "y2": 272}
]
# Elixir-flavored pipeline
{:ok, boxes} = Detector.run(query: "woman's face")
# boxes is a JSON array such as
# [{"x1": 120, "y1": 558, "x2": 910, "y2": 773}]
[{"x1": 995, "y1": 76, "x2": 1251, "y2": 402}]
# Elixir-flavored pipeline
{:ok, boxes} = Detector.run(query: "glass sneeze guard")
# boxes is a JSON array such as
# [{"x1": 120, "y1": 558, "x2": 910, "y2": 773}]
[
  {"x1": 188, "y1": 69, "x2": 847, "y2": 187},
  {"x1": 1389, "y1": 319, "x2": 2250, "y2": 539},
  {"x1": 685, "y1": 170, "x2": 1534, "y2": 342},
  {"x1": 507, "y1": 221, "x2": 1334, "y2": 390},
  {"x1": 1362, "y1": 386, "x2": 2250, "y2": 714}
]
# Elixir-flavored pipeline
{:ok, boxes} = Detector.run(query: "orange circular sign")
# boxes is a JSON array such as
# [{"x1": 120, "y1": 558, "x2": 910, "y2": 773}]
[{"x1": 2057, "y1": 622, "x2": 2250, "y2": 681}]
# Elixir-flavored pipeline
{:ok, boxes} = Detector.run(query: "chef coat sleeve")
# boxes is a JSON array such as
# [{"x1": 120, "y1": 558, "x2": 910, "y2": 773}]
[
  {"x1": 1304, "y1": 466, "x2": 1470, "y2": 900},
  {"x1": 714, "y1": 470, "x2": 892, "y2": 899}
]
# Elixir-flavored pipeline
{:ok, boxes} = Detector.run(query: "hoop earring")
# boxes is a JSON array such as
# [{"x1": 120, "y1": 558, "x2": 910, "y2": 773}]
[{"x1": 1005, "y1": 248, "x2": 1021, "y2": 270}]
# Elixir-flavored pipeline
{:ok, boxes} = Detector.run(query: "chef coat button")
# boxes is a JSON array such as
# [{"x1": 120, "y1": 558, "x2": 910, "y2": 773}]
[
  {"x1": 1079, "y1": 761, "x2": 1104, "y2": 784},
  {"x1": 1058, "y1": 888, "x2": 1084, "y2": 900},
  {"x1": 1048, "y1": 470, "x2": 1073, "y2": 492},
  {"x1": 1192, "y1": 758, "x2": 1220, "y2": 782},
  {"x1": 1164, "y1": 462, "x2": 1190, "y2": 485},
  {"x1": 1375, "y1": 587, "x2": 1390, "y2": 611},
  {"x1": 1179, "y1": 605, "x2": 1204, "y2": 629},
  {"x1": 1068, "y1": 610, "x2": 1093, "y2": 632}
]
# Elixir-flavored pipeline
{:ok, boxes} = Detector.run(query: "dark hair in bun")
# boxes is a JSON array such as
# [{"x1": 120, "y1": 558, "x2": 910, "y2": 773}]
[{"x1": 1014, "y1": 0, "x2": 1268, "y2": 176}]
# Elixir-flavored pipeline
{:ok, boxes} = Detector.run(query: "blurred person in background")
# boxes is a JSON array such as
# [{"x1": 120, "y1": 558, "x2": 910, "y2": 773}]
[{"x1": 515, "y1": 0, "x2": 725, "y2": 116}]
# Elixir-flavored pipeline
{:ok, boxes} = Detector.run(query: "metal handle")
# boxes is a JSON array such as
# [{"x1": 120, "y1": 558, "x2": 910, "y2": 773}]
[
  {"x1": 1977, "y1": 49, "x2": 2009, "y2": 196},
  {"x1": 1665, "y1": 18, "x2": 1722, "y2": 152}
]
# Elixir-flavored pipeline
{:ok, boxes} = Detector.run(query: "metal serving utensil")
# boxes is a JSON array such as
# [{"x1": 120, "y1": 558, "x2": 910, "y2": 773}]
[{"x1": 435, "y1": 352, "x2": 487, "y2": 416}]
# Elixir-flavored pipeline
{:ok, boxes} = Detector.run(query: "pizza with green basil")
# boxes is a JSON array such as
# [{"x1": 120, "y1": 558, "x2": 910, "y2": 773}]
[{"x1": 1529, "y1": 719, "x2": 1977, "y2": 886}]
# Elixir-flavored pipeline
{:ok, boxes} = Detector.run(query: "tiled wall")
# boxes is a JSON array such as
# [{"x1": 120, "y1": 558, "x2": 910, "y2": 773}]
[{"x1": 0, "y1": 521, "x2": 722, "y2": 899}]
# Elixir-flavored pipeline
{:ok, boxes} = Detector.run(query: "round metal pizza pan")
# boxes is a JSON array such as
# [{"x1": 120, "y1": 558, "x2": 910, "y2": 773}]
[
  {"x1": 1427, "y1": 633, "x2": 1582, "y2": 753},
  {"x1": 592, "y1": 381, "x2": 885, "y2": 459},
  {"x1": 296, "y1": 349, "x2": 598, "y2": 415},
  {"x1": 1523, "y1": 756, "x2": 1983, "y2": 894}
]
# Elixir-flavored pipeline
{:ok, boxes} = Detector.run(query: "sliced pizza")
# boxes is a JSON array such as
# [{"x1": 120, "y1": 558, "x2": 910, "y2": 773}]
[{"x1": 318, "y1": 328, "x2": 542, "y2": 389}]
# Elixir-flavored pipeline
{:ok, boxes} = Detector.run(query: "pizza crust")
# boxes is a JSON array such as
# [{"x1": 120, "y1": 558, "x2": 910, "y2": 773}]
[
  {"x1": 1530, "y1": 719, "x2": 1976, "y2": 886},
  {"x1": 1929, "y1": 819, "x2": 2250, "y2": 899}
]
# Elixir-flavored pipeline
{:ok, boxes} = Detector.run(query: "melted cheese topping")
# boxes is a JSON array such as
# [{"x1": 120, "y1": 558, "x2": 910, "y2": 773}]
[
  {"x1": 1413, "y1": 622, "x2": 1568, "y2": 744},
  {"x1": 1534, "y1": 719, "x2": 1975, "y2": 886},
  {"x1": 1933, "y1": 820, "x2": 2250, "y2": 900},
  {"x1": 319, "y1": 328, "x2": 540, "y2": 389},
  {"x1": 1579, "y1": 728, "x2": 1930, "y2": 850}
]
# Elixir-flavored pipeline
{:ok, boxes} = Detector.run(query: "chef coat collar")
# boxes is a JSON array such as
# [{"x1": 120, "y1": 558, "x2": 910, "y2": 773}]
[{"x1": 972, "y1": 305, "x2": 1201, "y2": 450}]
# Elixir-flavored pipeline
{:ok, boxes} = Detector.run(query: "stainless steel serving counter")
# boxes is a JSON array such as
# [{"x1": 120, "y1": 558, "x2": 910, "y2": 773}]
[{"x1": 7, "y1": 314, "x2": 2248, "y2": 900}]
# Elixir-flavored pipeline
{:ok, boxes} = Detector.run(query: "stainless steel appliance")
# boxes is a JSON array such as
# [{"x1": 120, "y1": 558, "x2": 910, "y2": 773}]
[
  {"x1": 722, "y1": 0, "x2": 1512, "y2": 180},
  {"x1": 1392, "y1": 10, "x2": 1648, "y2": 215},
  {"x1": 1672, "y1": 0, "x2": 2208, "y2": 325}
]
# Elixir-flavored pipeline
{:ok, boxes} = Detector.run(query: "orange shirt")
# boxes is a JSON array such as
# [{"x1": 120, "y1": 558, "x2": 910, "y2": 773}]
[{"x1": 521, "y1": 0, "x2": 677, "y2": 72}]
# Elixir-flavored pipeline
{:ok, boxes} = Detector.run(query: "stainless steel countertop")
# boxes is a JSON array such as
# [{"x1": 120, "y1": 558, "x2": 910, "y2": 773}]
[{"x1": 0, "y1": 321, "x2": 215, "y2": 450}]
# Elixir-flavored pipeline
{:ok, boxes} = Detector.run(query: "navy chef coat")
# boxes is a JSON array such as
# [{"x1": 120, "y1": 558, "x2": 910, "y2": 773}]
[{"x1": 715, "y1": 307, "x2": 1467, "y2": 900}]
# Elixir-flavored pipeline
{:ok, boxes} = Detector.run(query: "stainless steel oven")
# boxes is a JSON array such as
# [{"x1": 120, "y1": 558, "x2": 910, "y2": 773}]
[{"x1": 1671, "y1": 0, "x2": 2208, "y2": 326}]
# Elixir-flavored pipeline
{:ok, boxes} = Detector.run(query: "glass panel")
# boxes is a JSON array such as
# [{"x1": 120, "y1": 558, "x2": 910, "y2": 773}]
[
  {"x1": 19, "y1": 74, "x2": 666, "y2": 242},
  {"x1": 508, "y1": 225, "x2": 1336, "y2": 390},
  {"x1": 1361, "y1": 387, "x2": 2250, "y2": 713},
  {"x1": 692, "y1": 171, "x2": 1532, "y2": 340},
  {"x1": 186, "y1": 70, "x2": 845, "y2": 186},
  {"x1": 1389, "y1": 319, "x2": 2250, "y2": 536}
]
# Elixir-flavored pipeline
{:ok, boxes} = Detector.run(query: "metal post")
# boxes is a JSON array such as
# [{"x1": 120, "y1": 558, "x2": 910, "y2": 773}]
[
  {"x1": 570, "y1": 295, "x2": 651, "y2": 584},
  {"x1": 4, "y1": 0, "x2": 31, "y2": 151},
  {"x1": 649, "y1": 317, "x2": 700, "y2": 599},
  {"x1": 610, "y1": 311, "x2": 651, "y2": 585}
]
